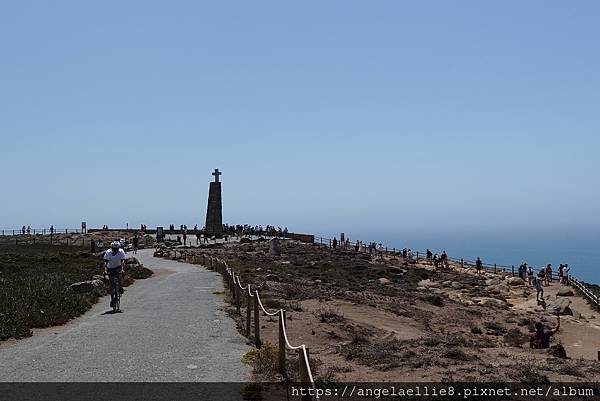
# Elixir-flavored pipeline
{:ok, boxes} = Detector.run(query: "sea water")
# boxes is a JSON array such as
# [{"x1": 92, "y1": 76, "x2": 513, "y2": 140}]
[{"x1": 324, "y1": 227, "x2": 600, "y2": 284}]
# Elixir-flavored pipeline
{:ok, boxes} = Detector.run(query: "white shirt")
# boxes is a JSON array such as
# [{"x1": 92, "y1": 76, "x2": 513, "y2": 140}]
[{"x1": 104, "y1": 248, "x2": 127, "y2": 269}]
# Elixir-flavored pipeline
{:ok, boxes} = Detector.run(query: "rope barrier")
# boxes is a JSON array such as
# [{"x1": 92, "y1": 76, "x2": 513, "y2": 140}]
[
  {"x1": 255, "y1": 291, "x2": 279, "y2": 317},
  {"x1": 203, "y1": 253, "x2": 315, "y2": 388}
]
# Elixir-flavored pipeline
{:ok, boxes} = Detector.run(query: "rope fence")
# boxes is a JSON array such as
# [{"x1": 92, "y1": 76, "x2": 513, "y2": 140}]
[{"x1": 180, "y1": 252, "x2": 316, "y2": 392}]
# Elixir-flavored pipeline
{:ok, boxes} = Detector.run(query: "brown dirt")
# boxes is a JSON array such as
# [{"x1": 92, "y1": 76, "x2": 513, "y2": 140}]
[{"x1": 172, "y1": 240, "x2": 600, "y2": 383}]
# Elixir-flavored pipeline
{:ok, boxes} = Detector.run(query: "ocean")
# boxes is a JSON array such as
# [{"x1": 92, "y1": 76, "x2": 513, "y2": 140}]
[{"x1": 320, "y1": 227, "x2": 599, "y2": 284}]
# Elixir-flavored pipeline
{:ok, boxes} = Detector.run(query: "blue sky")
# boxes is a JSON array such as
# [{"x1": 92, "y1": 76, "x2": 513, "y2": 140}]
[{"x1": 1, "y1": 1, "x2": 599, "y2": 236}]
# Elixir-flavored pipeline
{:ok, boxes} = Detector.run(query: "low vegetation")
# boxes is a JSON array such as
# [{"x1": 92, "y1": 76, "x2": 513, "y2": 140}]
[{"x1": 0, "y1": 244, "x2": 151, "y2": 341}]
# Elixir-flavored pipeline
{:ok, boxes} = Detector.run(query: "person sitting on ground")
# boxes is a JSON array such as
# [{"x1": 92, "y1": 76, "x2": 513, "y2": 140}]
[
  {"x1": 475, "y1": 257, "x2": 483, "y2": 276},
  {"x1": 530, "y1": 316, "x2": 560, "y2": 349},
  {"x1": 433, "y1": 253, "x2": 439, "y2": 269},
  {"x1": 533, "y1": 271, "x2": 544, "y2": 302}
]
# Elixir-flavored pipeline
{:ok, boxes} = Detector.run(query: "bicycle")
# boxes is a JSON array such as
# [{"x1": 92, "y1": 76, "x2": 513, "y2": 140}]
[{"x1": 104, "y1": 270, "x2": 122, "y2": 312}]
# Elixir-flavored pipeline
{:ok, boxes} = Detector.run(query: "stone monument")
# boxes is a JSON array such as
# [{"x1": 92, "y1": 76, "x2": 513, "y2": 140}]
[
  {"x1": 204, "y1": 168, "x2": 224, "y2": 237},
  {"x1": 269, "y1": 238, "x2": 281, "y2": 256}
]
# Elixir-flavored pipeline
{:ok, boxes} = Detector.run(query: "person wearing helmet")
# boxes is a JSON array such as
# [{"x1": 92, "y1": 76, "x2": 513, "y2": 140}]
[{"x1": 104, "y1": 241, "x2": 127, "y2": 307}]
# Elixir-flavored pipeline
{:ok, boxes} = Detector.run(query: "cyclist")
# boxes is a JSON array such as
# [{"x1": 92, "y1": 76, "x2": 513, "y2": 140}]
[{"x1": 104, "y1": 241, "x2": 126, "y2": 307}]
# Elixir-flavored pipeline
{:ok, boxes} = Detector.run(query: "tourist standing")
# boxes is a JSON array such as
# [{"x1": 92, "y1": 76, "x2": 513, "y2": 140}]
[
  {"x1": 132, "y1": 234, "x2": 139, "y2": 254},
  {"x1": 545, "y1": 264, "x2": 553, "y2": 284},
  {"x1": 441, "y1": 251, "x2": 449, "y2": 268},
  {"x1": 533, "y1": 272, "x2": 544, "y2": 301},
  {"x1": 475, "y1": 257, "x2": 483, "y2": 276}
]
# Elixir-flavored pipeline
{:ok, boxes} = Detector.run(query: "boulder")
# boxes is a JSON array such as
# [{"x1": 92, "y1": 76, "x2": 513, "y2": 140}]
[
  {"x1": 69, "y1": 281, "x2": 94, "y2": 293},
  {"x1": 378, "y1": 278, "x2": 391, "y2": 285},
  {"x1": 473, "y1": 297, "x2": 508, "y2": 309},
  {"x1": 69, "y1": 279, "x2": 104, "y2": 293},
  {"x1": 507, "y1": 277, "x2": 525, "y2": 286},
  {"x1": 418, "y1": 279, "x2": 439, "y2": 288},
  {"x1": 126, "y1": 257, "x2": 140, "y2": 266},
  {"x1": 269, "y1": 238, "x2": 282, "y2": 256},
  {"x1": 450, "y1": 281, "x2": 463, "y2": 290},
  {"x1": 485, "y1": 278, "x2": 502, "y2": 286},
  {"x1": 265, "y1": 274, "x2": 280, "y2": 282},
  {"x1": 557, "y1": 288, "x2": 575, "y2": 297},
  {"x1": 547, "y1": 299, "x2": 573, "y2": 316}
]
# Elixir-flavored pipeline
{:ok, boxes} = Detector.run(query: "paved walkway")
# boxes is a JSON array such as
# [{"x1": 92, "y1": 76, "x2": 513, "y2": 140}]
[{"x1": 0, "y1": 249, "x2": 250, "y2": 381}]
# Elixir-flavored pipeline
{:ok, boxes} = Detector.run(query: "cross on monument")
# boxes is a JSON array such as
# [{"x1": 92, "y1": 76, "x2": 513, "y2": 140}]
[{"x1": 212, "y1": 168, "x2": 222, "y2": 182}]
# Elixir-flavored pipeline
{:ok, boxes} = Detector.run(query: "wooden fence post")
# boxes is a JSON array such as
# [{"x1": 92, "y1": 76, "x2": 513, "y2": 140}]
[
  {"x1": 254, "y1": 291, "x2": 261, "y2": 348},
  {"x1": 278, "y1": 310, "x2": 286, "y2": 375},
  {"x1": 298, "y1": 347, "x2": 311, "y2": 389},
  {"x1": 246, "y1": 292, "x2": 252, "y2": 337}
]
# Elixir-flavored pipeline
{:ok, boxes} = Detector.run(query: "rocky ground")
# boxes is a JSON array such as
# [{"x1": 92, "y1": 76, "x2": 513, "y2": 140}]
[{"x1": 166, "y1": 239, "x2": 600, "y2": 383}]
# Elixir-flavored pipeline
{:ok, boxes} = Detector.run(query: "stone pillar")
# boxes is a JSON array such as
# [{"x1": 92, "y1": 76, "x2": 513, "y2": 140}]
[
  {"x1": 269, "y1": 238, "x2": 281, "y2": 256},
  {"x1": 205, "y1": 169, "x2": 224, "y2": 237}
]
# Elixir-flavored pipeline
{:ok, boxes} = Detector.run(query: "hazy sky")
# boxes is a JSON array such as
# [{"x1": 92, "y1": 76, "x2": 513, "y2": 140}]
[{"x1": 1, "y1": 1, "x2": 599, "y2": 235}]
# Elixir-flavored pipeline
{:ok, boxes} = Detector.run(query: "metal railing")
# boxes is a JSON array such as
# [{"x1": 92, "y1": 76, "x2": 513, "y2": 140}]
[
  {"x1": 569, "y1": 276, "x2": 600, "y2": 306},
  {"x1": 0, "y1": 228, "x2": 83, "y2": 236},
  {"x1": 0, "y1": 234, "x2": 95, "y2": 249}
]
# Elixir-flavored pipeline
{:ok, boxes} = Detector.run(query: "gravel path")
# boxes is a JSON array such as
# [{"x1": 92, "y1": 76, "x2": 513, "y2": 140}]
[{"x1": 0, "y1": 249, "x2": 250, "y2": 382}]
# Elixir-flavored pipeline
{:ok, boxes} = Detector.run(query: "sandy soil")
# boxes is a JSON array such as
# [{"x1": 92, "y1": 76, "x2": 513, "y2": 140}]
[{"x1": 170, "y1": 239, "x2": 600, "y2": 383}]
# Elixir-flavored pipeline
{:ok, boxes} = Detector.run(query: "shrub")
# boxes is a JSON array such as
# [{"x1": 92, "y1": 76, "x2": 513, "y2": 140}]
[
  {"x1": 504, "y1": 328, "x2": 529, "y2": 347},
  {"x1": 315, "y1": 308, "x2": 345, "y2": 324}
]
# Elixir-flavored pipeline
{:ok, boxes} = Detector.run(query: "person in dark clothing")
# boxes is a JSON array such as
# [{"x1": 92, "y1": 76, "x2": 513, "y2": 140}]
[
  {"x1": 530, "y1": 316, "x2": 560, "y2": 349},
  {"x1": 475, "y1": 257, "x2": 483, "y2": 276},
  {"x1": 132, "y1": 234, "x2": 139, "y2": 254}
]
